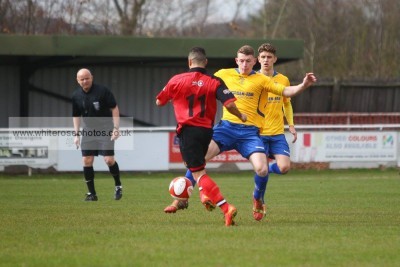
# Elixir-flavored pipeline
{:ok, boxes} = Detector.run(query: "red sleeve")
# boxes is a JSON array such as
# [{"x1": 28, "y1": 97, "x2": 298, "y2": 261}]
[
  {"x1": 157, "y1": 75, "x2": 181, "y2": 105},
  {"x1": 156, "y1": 84, "x2": 173, "y2": 106}
]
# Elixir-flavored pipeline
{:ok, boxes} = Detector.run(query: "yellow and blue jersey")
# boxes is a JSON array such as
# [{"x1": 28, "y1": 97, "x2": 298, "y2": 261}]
[
  {"x1": 214, "y1": 68, "x2": 285, "y2": 129},
  {"x1": 259, "y1": 71, "x2": 293, "y2": 135}
]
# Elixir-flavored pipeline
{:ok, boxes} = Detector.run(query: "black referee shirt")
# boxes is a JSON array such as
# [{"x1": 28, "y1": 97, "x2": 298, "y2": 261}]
[{"x1": 72, "y1": 83, "x2": 117, "y2": 130}]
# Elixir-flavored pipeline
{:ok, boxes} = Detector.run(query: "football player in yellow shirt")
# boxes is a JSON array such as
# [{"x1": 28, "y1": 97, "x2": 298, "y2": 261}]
[
  {"x1": 164, "y1": 45, "x2": 316, "y2": 222},
  {"x1": 255, "y1": 43, "x2": 298, "y2": 216}
]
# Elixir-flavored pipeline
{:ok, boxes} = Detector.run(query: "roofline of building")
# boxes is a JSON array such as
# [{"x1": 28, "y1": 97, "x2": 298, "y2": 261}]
[{"x1": 0, "y1": 34, "x2": 304, "y2": 60}]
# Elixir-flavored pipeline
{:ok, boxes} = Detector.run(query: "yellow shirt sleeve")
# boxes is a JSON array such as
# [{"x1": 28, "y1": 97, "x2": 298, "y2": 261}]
[
  {"x1": 260, "y1": 73, "x2": 291, "y2": 135},
  {"x1": 283, "y1": 100, "x2": 294, "y2": 126}
]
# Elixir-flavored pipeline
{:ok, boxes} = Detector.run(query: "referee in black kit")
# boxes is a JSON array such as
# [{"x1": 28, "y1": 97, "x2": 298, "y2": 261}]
[{"x1": 72, "y1": 68, "x2": 123, "y2": 201}]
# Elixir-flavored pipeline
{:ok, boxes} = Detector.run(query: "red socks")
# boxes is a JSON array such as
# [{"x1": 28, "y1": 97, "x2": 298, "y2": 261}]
[{"x1": 198, "y1": 174, "x2": 229, "y2": 213}]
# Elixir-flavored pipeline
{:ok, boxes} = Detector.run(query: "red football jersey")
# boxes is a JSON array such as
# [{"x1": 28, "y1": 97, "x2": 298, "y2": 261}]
[{"x1": 156, "y1": 68, "x2": 236, "y2": 133}]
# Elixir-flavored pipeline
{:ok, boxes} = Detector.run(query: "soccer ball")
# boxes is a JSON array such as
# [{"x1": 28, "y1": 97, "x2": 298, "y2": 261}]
[{"x1": 169, "y1": 177, "x2": 193, "y2": 200}]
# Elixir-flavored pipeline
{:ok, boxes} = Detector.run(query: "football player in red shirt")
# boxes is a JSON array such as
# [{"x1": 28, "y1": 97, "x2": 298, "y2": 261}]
[{"x1": 156, "y1": 47, "x2": 246, "y2": 226}]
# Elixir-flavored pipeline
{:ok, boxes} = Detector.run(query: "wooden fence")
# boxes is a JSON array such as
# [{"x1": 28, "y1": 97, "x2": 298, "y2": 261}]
[{"x1": 291, "y1": 80, "x2": 400, "y2": 113}]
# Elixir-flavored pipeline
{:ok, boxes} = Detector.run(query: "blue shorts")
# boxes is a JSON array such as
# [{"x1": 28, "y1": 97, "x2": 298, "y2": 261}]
[
  {"x1": 260, "y1": 134, "x2": 290, "y2": 159},
  {"x1": 212, "y1": 120, "x2": 265, "y2": 159}
]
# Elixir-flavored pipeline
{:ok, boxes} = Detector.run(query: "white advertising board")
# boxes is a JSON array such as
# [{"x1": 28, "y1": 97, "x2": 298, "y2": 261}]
[
  {"x1": 0, "y1": 130, "x2": 57, "y2": 168},
  {"x1": 0, "y1": 129, "x2": 398, "y2": 171},
  {"x1": 292, "y1": 131, "x2": 397, "y2": 162},
  {"x1": 56, "y1": 130, "x2": 168, "y2": 171},
  {"x1": 0, "y1": 129, "x2": 169, "y2": 171}
]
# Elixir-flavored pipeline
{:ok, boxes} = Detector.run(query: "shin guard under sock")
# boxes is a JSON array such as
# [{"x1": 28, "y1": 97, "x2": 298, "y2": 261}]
[
  {"x1": 83, "y1": 166, "x2": 96, "y2": 195},
  {"x1": 198, "y1": 174, "x2": 226, "y2": 209},
  {"x1": 253, "y1": 174, "x2": 269, "y2": 202},
  {"x1": 109, "y1": 161, "x2": 121, "y2": 186}
]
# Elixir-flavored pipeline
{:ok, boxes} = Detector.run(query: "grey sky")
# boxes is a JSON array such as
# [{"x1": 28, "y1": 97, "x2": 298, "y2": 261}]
[{"x1": 209, "y1": 0, "x2": 263, "y2": 22}]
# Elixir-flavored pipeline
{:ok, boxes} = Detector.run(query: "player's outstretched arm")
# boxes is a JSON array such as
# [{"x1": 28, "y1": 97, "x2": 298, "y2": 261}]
[
  {"x1": 225, "y1": 102, "x2": 247, "y2": 122},
  {"x1": 282, "y1": 73, "x2": 317, "y2": 97}
]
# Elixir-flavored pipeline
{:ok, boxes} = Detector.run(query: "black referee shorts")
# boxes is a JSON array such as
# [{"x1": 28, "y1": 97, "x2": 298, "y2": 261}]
[
  {"x1": 178, "y1": 126, "x2": 213, "y2": 172},
  {"x1": 81, "y1": 135, "x2": 115, "y2": 157}
]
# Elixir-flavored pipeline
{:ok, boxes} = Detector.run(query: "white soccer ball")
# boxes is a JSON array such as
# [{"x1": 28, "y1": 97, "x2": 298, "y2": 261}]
[{"x1": 169, "y1": 177, "x2": 193, "y2": 200}]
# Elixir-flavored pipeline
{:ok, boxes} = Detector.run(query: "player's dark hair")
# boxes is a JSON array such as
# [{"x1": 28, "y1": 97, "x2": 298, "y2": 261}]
[
  {"x1": 258, "y1": 43, "x2": 276, "y2": 55},
  {"x1": 189, "y1": 47, "x2": 207, "y2": 64},
  {"x1": 237, "y1": 45, "x2": 255, "y2": 56}
]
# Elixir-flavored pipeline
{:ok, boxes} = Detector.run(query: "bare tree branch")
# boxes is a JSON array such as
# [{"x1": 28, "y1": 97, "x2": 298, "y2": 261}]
[{"x1": 271, "y1": 0, "x2": 288, "y2": 38}]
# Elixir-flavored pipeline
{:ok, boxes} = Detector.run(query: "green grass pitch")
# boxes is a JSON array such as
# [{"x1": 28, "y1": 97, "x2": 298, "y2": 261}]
[{"x1": 0, "y1": 168, "x2": 399, "y2": 267}]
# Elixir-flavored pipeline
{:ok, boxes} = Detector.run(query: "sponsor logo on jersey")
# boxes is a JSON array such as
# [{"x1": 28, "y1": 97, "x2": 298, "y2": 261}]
[{"x1": 192, "y1": 80, "x2": 204, "y2": 86}]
